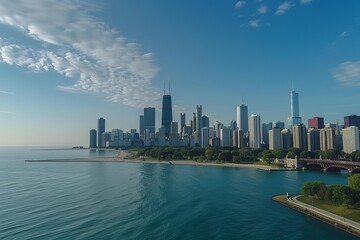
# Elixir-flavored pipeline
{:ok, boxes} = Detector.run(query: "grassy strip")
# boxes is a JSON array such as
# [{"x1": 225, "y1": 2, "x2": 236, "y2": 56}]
[{"x1": 297, "y1": 196, "x2": 360, "y2": 223}]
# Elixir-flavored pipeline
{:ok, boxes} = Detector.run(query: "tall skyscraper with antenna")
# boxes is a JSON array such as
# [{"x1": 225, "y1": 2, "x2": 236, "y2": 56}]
[
  {"x1": 287, "y1": 90, "x2": 302, "y2": 128},
  {"x1": 161, "y1": 82, "x2": 172, "y2": 138}
]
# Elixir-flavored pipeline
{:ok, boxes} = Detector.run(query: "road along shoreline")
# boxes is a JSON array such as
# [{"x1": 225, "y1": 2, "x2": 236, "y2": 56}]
[{"x1": 272, "y1": 194, "x2": 360, "y2": 237}]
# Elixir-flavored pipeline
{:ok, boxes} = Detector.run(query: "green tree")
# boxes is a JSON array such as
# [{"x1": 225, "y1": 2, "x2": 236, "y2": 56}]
[
  {"x1": 322, "y1": 149, "x2": 340, "y2": 160},
  {"x1": 273, "y1": 149, "x2": 287, "y2": 159},
  {"x1": 288, "y1": 148, "x2": 302, "y2": 158},
  {"x1": 301, "y1": 181, "x2": 325, "y2": 196},
  {"x1": 205, "y1": 148, "x2": 215, "y2": 160},
  {"x1": 331, "y1": 185, "x2": 349, "y2": 205},
  {"x1": 300, "y1": 150, "x2": 316, "y2": 159},
  {"x1": 262, "y1": 152, "x2": 276, "y2": 164},
  {"x1": 218, "y1": 151, "x2": 233, "y2": 162},
  {"x1": 348, "y1": 174, "x2": 360, "y2": 191}
]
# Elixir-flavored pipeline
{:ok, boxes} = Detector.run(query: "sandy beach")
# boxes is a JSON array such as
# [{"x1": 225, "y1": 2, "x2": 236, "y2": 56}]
[{"x1": 25, "y1": 150, "x2": 291, "y2": 171}]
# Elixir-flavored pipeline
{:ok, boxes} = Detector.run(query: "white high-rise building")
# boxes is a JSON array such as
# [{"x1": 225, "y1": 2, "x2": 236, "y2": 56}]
[
  {"x1": 269, "y1": 127, "x2": 282, "y2": 150},
  {"x1": 342, "y1": 126, "x2": 360, "y2": 154},
  {"x1": 320, "y1": 127, "x2": 335, "y2": 151},
  {"x1": 249, "y1": 114, "x2": 261, "y2": 149},
  {"x1": 201, "y1": 127, "x2": 209, "y2": 148},
  {"x1": 237, "y1": 104, "x2": 248, "y2": 132}
]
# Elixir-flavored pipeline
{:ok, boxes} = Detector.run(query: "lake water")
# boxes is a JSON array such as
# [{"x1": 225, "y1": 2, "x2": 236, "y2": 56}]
[{"x1": 0, "y1": 147, "x2": 357, "y2": 239}]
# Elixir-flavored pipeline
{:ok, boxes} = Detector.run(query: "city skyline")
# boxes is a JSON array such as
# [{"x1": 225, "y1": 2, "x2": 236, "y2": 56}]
[{"x1": 1, "y1": 0, "x2": 360, "y2": 146}]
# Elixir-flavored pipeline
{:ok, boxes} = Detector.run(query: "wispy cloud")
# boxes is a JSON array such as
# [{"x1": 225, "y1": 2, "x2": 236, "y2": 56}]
[
  {"x1": 235, "y1": 1, "x2": 246, "y2": 9},
  {"x1": 275, "y1": 2, "x2": 293, "y2": 15},
  {"x1": 0, "y1": 90, "x2": 13, "y2": 94},
  {"x1": 0, "y1": 110, "x2": 15, "y2": 114},
  {"x1": 333, "y1": 61, "x2": 360, "y2": 86},
  {"x1": 0, "y1": 0, "x2": 161, "y2": 108},
  {"x1": 300, "y1": 0, "x2": 313, "y2": 4},
  {"x1": 249, "y1": 20, "x2": 260, "y2": 28},
  {"x1": 258, "y1": 4, "x2": 268, "y2": 14},
  {"x1": 340, "y1": 31, "x2": 347, "y2": 38}
]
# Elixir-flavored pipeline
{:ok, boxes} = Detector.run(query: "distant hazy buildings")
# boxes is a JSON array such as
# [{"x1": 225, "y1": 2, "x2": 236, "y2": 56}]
[
  {"x1": 249, "y1": 114, "x2": 261, "y2": 149},
  {"x1": 89, "y1": 129, "x2": 97, "y2": 148},
  {"x1": 161, "y1": 94, "x2": 173, "y2": 138},
  {"x1": 308, "y1": 117, "x2": 325, "y2": 129},
  {"x1": 287, "y1": 91, "x2": 302, "y2": 127},
  {"x1": 98, "y1": 117, "x2": 105, "y2": 147},
  {"x1": 342, "y1": 126, "x2": 360, "y2": 154}
]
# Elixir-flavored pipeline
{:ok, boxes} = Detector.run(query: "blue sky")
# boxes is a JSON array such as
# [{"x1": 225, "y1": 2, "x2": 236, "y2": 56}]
[{"x1": 0, "y1": 0, "x2": 360, "y2": 146}]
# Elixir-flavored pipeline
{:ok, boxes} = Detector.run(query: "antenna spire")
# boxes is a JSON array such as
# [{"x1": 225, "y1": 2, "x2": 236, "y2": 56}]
[{"x1": 169, "y1": 80, "x2": 171, "y2": 95}]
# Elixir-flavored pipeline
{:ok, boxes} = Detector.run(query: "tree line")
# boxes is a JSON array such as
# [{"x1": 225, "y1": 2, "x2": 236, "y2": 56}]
[
  {"x1": 301, "y1": 174, "x2": 360, "y2": 207},
  {"x1": 133, "y1": 146, "x2": 360, "y2": 163}
]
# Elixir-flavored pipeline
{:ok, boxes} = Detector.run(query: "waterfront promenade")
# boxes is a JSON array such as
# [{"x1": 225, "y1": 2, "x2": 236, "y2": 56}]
[{"x1": 274, "y1": 194, "x2": 360, "y2": 237}]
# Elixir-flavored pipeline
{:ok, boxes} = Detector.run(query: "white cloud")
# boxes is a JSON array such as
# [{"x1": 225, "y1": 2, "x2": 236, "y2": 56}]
[
  {"x1": 258, "y1": 4, "x2": 268, "y2": 14},
  {"x1": 275, "y1": 2, "x2": 293, "y2": 15},
  {"x1": 340, "y1": 31, "x2": 347, "y2": 38},
  {"x1": 333, "y1": 61, "x2": 360, "y2": 86},
  {"x1": 300, "y1": 0, "x2": 313, "y2": 4},
  {"x1": 249, "y1": 20, "x2": 260, "y2": 28},
  {"x1": 235, "y1": 1, "x2": 246, "y2": 9},
  {"x1": 0, "y1": 0, "x2": 161, "y2": 108}
]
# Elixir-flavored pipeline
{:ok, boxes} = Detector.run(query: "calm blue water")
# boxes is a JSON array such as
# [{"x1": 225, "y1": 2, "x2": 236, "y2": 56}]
[{"x1": 0, "y1": 147, "x2": 357, "y2": 240}]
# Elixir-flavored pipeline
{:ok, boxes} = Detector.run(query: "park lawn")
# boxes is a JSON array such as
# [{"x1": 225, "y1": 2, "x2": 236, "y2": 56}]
[{"x1": 298, "y1": 196, "x2": 360, "y2": 223}]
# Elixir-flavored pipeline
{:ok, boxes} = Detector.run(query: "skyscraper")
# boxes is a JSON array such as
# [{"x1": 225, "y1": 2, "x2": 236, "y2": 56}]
[
  {"x1": 293, "y1": 124, "x2": 307, "y2": 150},
  {"x1": 287, "y1": 91, "x2": 302, "y2": 127},
  {"x1": 139, "y1": 115, "x2": 144, "y2": 137},
  {"x1": 307, "y1": 128, "x2": 320, "y2": 152},
  {"x1": 161, "y1": 94, "x2": 172, "y2": 138},
  {"x1": 89, "y1": 129, "x2": 97, "y2": 148},
  {"x1": 97, "y1": 117, "x2": 105, "y2": 148},
  {"x1": 342, "y1": 126, "x2": 360, "y2": 154},
  {"x1": 144, "y1": 107, "x2": 155, "y2": 137},
  {"x1": 269, "y1": 127, "x2": 282, "y2": 150},
  {"x1": 249, "y1": 114, "x2": 261, "y2": 149},
  {"x1": 308, "y1": 117, "x2": 325, "y2": 129},
  {"x1": 237, "y1": 104, "x2": 248, "y2": 132},
  {"x1": 320, "y1": 127, "x2": 335, "y2": 151},
  {"x1": 202, "y1": 115, "x2": 209, "y2": 128},
  {"x1": 344, "y1": 115, "x2": 360, "y2": 128},
  {"x1": 180, "y1": 113, "x2": 186, "y2": 129},
  {"x1": 194, "y1": 105, "x2": 202, "y2": 145}
]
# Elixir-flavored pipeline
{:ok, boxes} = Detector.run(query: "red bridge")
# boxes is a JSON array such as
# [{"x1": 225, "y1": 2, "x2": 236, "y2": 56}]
[{"x1": 302, "y1": 159, "x2": 360, "y2": 173}]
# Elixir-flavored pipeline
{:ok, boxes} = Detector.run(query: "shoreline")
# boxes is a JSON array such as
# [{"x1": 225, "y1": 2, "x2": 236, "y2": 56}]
[
  {"x1": 272, "y1": 194, "x2": 360, "y2": 237},
  {"x1": 25, "y1": 156, "x2": 292, "y2": 171}
]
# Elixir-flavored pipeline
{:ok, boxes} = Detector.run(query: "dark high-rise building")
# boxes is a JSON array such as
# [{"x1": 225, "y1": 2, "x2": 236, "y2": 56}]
[
  {"x1": 89, "y1": 129, "x2": 97, "y2": 148},
  {"x1": 144, "y1": 107, "x2": 155, "y2": 136},
  {"x1": 344, "y1": 115, "x2": 360, "y2": 128},
  {"x1": 191, "y1": 112, "x2": 196, "y2": 133},
  {"x1": 161, "y1": 94, "x2": 172, "y2": 138},
  {"x1": 202, "y1": 115, "x2": 209, "y2": 128},
  {"x1": 308, "y1": 117, "x2": 324, "y2": 129},
  {"x1": 139, "y1": 115, "x2": 144, "y2": 136},
  {"x1": 180, "y1": 113, "x2": 186, "y2": 130},
  {"x1": 98, "y1": 117, "x2": 105, "y2": 147}
]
